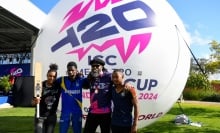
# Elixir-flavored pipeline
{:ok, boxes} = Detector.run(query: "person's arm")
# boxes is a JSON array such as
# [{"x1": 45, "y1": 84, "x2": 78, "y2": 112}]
[
  {"x1": 31, "y1": 97, "x2": 41, "y2": 106},
  {"x1": 130, "y1": 87, "x2": 139, "y2": 133}
]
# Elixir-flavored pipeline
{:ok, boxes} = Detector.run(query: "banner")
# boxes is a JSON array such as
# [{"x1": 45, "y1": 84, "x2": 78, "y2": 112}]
[{"x1": 0, "y1": 64, "x2": 31, "y2": 77}]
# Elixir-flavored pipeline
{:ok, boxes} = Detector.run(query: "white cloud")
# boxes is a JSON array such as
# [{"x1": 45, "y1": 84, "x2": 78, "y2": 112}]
[
  {"x1": 183, "y1": 22, "x2": 212, "y2": 46},
  {"x1": 183, "y1": 24, "x2": 212, "y2": 59},
  {"x1": 190, "y1": 30, "x2": 211, "y2": 46},
  {"x1": 201, "y1": 53, "x2": 210, "y2": 59}
]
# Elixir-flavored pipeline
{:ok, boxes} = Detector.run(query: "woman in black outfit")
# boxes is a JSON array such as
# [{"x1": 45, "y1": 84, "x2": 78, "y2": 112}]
[{"x1": 32, "y1": 64, "x2": 61, "y2": 133}]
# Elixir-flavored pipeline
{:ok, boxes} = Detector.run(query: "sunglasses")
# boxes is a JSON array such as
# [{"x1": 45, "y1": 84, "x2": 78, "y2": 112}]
[{"x1": 92, "y1": 65, "x2": 100, "y2": 68}]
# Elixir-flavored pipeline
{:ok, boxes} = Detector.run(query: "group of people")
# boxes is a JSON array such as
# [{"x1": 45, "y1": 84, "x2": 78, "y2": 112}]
[{"x1": 32, "y1": 58, "x2": 139, "y2": 133}]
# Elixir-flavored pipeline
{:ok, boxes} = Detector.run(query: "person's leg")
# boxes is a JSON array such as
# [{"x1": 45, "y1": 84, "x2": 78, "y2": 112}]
[
  {"x1": 111, "y1": 125, "x2": 131, "y2": 133},
  {"x1": 44, "y1": 114, "x2": 57, "y2": 133},
  {"x1": 59, "y1": 113, "x2": 70, "y2": 133},
  {"x1": 121, "y1": 126, "x2": 131, "y2": 133},
  {"x1": 71, "y1": 112, "x2": 82, "y2": 133},
  {"x1": 34, "y1": 117, "x2": 39, "y2": 133},
  {"x1": 34, "y1": 117, "x2": 44, "y2": 133},
  {"x1": 99, "y1": 113, "x2": 111, "y2": 133},
  {"x1": 83, "y1": 113, "x2": 99, "y2": 133},
  {"x1": 111, "y1": 125, "x2": 120, "y2": 133}
]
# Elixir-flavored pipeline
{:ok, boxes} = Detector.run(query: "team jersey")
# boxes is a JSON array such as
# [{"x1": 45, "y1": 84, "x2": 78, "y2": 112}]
[
  {"x1": 111, "y1": 86, "x2": 137, "y2": 126},
  {"x1": 39, "y1": 80, "x2": 61, "y2": 117},
  {"x1": 89, "y1": 72, "x2": 112, "y2": 114},
  {"x1": 56, "y1": 76, "x2": 86, "y2": 114}
]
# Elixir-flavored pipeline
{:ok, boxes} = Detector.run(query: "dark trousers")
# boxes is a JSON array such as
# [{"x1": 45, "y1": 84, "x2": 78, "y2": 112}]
[
  {"x1": 34, "y1": 114, "x2": 57, "y2": 133},
  {"x1": 83, "y1": 113, "x2": 111, "y2": 133},
  {"x1": 111, "y1": 125, "x2": 131, "y2": 133}
]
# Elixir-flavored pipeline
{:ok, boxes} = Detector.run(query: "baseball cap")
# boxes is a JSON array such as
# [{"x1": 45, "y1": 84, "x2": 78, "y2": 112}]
[{"x1": 89, "y1": 58, "x2": 105, "y2": 66}]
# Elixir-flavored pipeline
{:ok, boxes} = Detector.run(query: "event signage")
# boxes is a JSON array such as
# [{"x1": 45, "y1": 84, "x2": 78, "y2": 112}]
[
  {"x1": 33, "y1": 0, "x2": 190, "y2": 128},
  {"x1": 0, "y1": 64, "x2": 30, "y2": 77}
]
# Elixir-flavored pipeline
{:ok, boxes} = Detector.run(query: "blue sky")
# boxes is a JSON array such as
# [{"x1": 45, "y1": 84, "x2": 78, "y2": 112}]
[
  {"x1": 168, "y1": 0, "x2": 220, "y2": 59},
  {"x1": 30, "y1": 0, "x2": 220, "y2": 59}
]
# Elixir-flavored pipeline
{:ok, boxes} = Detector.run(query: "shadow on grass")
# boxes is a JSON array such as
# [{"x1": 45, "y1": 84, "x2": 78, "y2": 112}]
[{"x1": 0, "y1": 116, "x2": 34, "y2": 133}]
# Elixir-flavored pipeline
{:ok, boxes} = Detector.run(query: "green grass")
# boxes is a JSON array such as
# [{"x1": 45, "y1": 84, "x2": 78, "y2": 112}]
[
  {"x1": 0, "y1": 107, "x2": 35, "y2": 133},
  {"x1": 139, "y1": 102, "x2": 220, "y2": 133},
  {"x1": 0, "y1": 102, "x2": 220, "y2": 133}
]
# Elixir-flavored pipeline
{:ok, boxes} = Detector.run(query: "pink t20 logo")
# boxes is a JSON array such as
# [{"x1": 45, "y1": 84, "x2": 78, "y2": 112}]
[{"x1": 51, "y1": 1, "x2": 156, "y2": 63}]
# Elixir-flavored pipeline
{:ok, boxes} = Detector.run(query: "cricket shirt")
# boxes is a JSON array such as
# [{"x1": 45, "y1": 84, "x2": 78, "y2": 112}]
[
  {"x1": 39, "y1": 80, "x2": 61, "y2": 117},
  {"x1": 111, "y1": 86, "x2": 137, "y2": 126},
  {"x1": 57, "y1": 76, "x2": 85, "y2": 114},
  {"x1": 89, "y1": 72, "x2": 112, "y2": 114}
]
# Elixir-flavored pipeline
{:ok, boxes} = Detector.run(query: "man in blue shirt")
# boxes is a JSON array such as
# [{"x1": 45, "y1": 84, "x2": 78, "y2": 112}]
[{"x1": 56, "y1": 61, "x2": 86, "y2": 133}]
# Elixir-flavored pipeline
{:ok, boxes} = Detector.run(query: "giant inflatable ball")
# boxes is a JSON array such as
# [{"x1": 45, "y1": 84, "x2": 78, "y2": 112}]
[{"x1": 33, "y1": 0, "x2": 190, "y2": 128}]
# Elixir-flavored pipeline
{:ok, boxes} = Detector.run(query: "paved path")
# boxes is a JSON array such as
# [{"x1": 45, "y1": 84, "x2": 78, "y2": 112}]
[{"x1": 178, "y1": 100, "x2": 220, "y2": 105}]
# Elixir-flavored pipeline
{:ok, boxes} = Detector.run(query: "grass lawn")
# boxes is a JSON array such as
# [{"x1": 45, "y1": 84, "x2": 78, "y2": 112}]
[
  {"x1": 139, "y1": 101, "x2": 220, "y2": 133},
  {"x1": 0, "y1": 101, "x2": 220, "y2": 133}
]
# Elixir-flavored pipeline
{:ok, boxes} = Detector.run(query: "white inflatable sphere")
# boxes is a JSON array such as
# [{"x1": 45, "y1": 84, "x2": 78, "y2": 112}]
[{"x1": 33, "y1": 0, "x2": 190, "y2": 129}]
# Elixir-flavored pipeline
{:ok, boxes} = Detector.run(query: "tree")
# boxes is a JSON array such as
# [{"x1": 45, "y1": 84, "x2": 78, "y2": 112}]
[
  {"x1": 209, "y1": 40, "x2": 220, "y2": 60},
  {"x1": 185, "y1": 40, "x2": 220, "y2": 92},
  {"x1": 190, "y1": 57, "x2": 208, "y2": 74},
  {"x1": 186, "y1": 57, "x2": 212, "y2": 90},
  {"x1": 0, "y1": 75, "x2": 12, "y2": 93},
  {"x1": 185, "y1": 72, "x2": 210, "y2": 90},
  {"x1": 205, "y1": 40, "x2": 220, "y2": 74}
]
